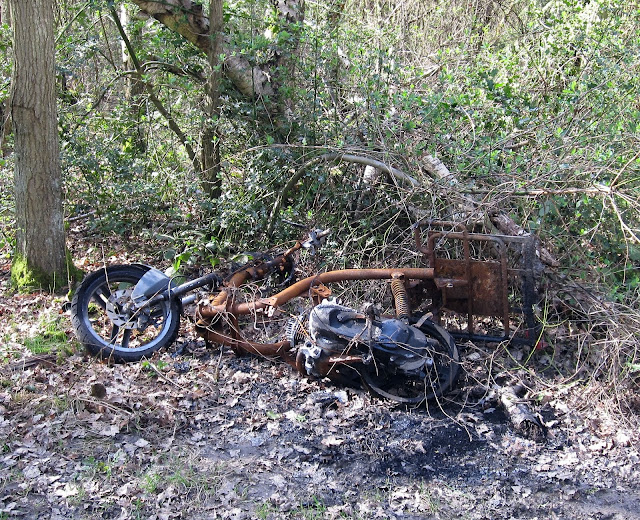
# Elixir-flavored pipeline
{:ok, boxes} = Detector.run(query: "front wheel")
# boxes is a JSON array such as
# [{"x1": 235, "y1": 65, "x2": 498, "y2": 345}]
[
  {"x1": 361, "y1": 320, "x2": 460, "y2": 406},
  {"x1": 71, "y1": 265, "x2": 181, "y2": 362}
]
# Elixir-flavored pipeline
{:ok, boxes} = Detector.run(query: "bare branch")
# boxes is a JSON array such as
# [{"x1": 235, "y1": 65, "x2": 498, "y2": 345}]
[
  {"x1": 111, "y1": 6, "x2": 201, "y2": 173},
  {"x1": 266, "y1": 151, "x2": 418, "y2": 236}
]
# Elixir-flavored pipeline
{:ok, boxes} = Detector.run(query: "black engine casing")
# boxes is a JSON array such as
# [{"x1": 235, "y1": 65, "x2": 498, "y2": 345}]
[{"x1": 304, "y1": 300, "x2": 436, "y2": 376}]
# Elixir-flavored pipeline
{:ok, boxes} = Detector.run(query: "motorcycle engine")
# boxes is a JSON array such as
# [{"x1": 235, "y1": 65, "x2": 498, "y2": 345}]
[{"x1": 288, "y1": 300, "x2": 437, "y2": 377}]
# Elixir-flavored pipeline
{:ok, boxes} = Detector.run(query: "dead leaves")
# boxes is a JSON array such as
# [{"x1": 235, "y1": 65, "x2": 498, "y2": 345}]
[{"x1": 1, "y1": 287, "x2": 640, "y2": 519}]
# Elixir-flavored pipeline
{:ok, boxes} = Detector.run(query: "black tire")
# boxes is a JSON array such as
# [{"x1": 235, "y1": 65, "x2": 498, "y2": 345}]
[
  {"x1": 71, "y1": 264, "x2": 181, "y2": 362},
  {"x1": 361, "y1": 319, "x2": 460, "y2": 406}
]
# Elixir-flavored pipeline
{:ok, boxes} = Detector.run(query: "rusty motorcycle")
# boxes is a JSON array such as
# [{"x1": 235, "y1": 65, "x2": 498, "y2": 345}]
[{"x1": 71, "y1": 222, "x2": 541, "y2": 405}]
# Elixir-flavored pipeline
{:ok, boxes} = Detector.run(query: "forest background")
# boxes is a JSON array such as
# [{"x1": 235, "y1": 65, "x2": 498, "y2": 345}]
[
  {"x1": 1, "y1": 0, "x2": 638, "y2": 288},
  {"x1": 0, "y1": 0, "x2": 638, "y2": 279}
]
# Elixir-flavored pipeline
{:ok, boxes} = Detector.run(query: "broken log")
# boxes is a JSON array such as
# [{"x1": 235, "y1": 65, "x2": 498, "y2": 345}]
[
  {"x1": 490, "y1": 212, "x2": 560, "y2": 267},
  {"x1": 498, "y1": 385, "x2": 547, "y2": 439}
]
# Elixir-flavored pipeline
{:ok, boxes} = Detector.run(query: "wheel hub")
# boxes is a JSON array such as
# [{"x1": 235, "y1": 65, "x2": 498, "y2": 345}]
[{"x1": 105, "y1": 288, "x2": 141, "y2": 329}]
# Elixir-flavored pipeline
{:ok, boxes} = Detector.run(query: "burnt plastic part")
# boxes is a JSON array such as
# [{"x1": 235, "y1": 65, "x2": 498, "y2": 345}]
[
  {"x1": 306, "y1": 300, "x2": 436, "y2": 378},
  {"x1": 301, "y1": 228, "x2": 330, "y2": 255},
  {"x1": 131, "y1": 268, "x2": 174, "y2": 307},
  {"x1": 360, "y1": 317, "x2": 460, "y2": 404},
  {"x1": 308, "y1": 301, "x2": 368, "y2": 353}
]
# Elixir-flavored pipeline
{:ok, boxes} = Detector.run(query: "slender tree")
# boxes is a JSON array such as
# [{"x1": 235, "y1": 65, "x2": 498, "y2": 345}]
[
  {"x1": 9, "y1": 0, "x2": 69, "y2": 290},
  {"x1": 110, "y1": 5, "x2": 202, "y2": 174},
  {"x1": 200, "y1": 0, "x2": 223, "y2": 198},
  {"x1": 120, "y1": 4, "x2": 147, "y2": 152}
]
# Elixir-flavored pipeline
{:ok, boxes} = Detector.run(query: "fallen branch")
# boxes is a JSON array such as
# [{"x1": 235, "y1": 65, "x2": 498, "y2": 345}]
[
  {"x1": 498, "y1": 385, "x2": 547, "y2": 440},
  {"x1": 67, "y1": 210, "x2": 97, "y2": 223},
  {"x1": 332, "y1": 153, "x2": 419, "y2": 187},
  {"x1": 420, "y1": 154, "x2": 560, "y2": 267},
  {"x1": 2, "y1": 354, "x2": 57, "y2": 374},
  {"x1": 266, "y1": 152, "x2": 418, "y2": 236},
  {"x1": 422, "y1": 154, "x2": 456, "y2": 183},
  {"x1": 460, "y1": 185, "x2": 612, "y2": 197},
  {"x1": 267, "y1": 149, "x2": 560, "y2": 270},
  {"x1": 490, "y1": 212, "x2": 560, "y2": 267}
]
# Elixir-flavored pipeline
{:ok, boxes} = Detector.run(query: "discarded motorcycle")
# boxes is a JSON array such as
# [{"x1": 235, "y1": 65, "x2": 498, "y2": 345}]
[{"x1": 71, "y1": 222, "x2": 541, "y2": 405}]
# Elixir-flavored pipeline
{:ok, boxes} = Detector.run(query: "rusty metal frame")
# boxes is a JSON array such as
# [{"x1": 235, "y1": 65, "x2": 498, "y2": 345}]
[
  {"x1": 194, "y1": 222, "x2": 541, "y2": 378},
  {"x1": 414, "y1": 221, "x2": 539, "y2": 344},
  {"x1": 195, "y1": 268, "x2": 438, "y2": 371}
]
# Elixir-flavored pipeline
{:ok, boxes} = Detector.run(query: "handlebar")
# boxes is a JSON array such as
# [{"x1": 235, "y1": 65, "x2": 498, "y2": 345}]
[{"x1": 223, "y1": 228, "x2": 331, "y2": 287}]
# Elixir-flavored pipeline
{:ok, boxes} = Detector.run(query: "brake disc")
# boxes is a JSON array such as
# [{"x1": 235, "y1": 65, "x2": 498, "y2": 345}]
[{"x1": 105, "y1": 288, "x2": 139, "y2": 329}]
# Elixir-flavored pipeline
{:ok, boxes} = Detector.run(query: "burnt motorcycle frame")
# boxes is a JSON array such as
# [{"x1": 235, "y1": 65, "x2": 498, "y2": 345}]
[
  {"x1": 194, "y1": 221, "x2": 540, "y2": 352},
  {"x1": 72, "y1": 222, "x2": 541, "y2": 403}
]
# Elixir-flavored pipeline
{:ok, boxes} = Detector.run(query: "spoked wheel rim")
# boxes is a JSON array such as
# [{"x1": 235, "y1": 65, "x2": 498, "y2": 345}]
[
  {"x1": 85, "y1": 275, "x2": 174, "y2": 352},
  {"x1": 72, "y1": 265, "x2": 180, "y2": 361}
]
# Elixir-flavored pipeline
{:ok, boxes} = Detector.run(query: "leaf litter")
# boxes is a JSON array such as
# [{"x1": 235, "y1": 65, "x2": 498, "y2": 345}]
[{"x1": 1, "y1": 262, "x2": 640, "y2": 519}]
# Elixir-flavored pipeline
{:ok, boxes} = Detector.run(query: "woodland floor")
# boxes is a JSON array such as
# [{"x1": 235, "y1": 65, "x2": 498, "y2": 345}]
[{"x1": 1, "y1": 234, "x2": 639, "y2": 520}]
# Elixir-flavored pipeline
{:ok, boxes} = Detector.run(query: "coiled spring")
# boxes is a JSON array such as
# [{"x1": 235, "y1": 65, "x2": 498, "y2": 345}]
[{"x1": 391, "y1": 274, "x2": 410, "y2": 320}]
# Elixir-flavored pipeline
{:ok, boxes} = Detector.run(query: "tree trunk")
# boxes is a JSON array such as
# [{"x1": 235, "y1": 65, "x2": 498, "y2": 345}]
[
  {"x1": 0, "y1": 0, "x2": 9, "y2": 25},
  {"x1": 9, "y1": 0, "x2": 69, "y2": 290},
  {"x1": 127, "y1": 0, "x2": 307, "y2": 102},
  {"x1": 120, "y1": 4, "x2": 147, "y2": 152},
  {"x1": 200, "y1": 0, "x2": 223, "y2": 199},
  {"x1": 128, "y1": 0, "x2": 274, "y2": 97}
]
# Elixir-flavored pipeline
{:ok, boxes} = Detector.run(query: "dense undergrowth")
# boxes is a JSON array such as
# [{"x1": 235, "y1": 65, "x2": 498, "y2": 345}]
[{"x1": 0, "y1": 0, "x2": 639, "y2": 420}]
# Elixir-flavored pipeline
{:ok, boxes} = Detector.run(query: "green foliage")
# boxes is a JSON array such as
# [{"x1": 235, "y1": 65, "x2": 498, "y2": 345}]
[
  {"x1": 0, "y1": 162, "x2": 15, "y2": 260},
  {"x1": 0, "y1": 20, "x2": 11, "y2": 102},
  {"x1": 3, "y1": 0, "x2": 628, "y2": 301},
  {"x1": 141, "y1": 470, "x2": 161, "y2": 494},
  {"x1": 22, "y1": 314, "x2": 70, "y2": 356},
  {"x1": 272, "y1": 0, "x2": 639, "y2": 297},
  {"x1": 157, "y1": 230, "x2": 222, "y2": 272}
]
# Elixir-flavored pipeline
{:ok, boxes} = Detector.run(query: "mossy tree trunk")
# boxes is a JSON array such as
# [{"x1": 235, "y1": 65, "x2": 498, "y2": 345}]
[{"x1": 9, "y1": 0, "x2": 69, "y2": 291}]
